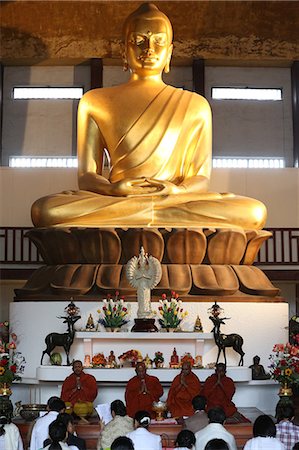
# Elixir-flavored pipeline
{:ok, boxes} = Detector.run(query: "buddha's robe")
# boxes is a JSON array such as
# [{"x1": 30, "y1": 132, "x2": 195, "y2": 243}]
[
  {"x1": 61, "y1": 372, "x2": 98, "y2": 405},
  {"x1": 125, "y1": 374, "x2": 163, "y2": 418},
  {"x1": 201, "y1": 374, "x2": 237, "y2": 417},
  {"x1": 167, "y1": 371, "x2": 201, "y2": 418},
  {"x1": 31, "y1": 86, "x2": 266, "y2": 230}
]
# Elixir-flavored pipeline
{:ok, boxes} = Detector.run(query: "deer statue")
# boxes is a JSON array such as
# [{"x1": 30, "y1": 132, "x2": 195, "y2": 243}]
[
  {"x1": 209, "y1": 315, "x2": 245, "y2": 366},
  {"x1": 41, "y1": 314, "x2": 81, "y2": 366}
]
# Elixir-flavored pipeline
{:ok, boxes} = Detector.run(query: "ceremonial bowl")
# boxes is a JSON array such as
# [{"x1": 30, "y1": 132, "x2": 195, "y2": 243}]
[
  {"x1": 20, "y1": 404, "x2": 47, "y2": 421},
  {"x1": 152, "y1": 401, "x2": 167, "y2": 421}
]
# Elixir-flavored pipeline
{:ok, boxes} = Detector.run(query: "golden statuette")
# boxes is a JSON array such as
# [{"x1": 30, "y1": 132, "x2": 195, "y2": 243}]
[{"x1": 31, "y1": 3, "x2": 267, "y2": 230}]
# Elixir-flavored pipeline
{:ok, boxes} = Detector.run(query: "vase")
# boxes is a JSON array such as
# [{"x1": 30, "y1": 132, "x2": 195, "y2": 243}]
[
  {"x1": 279, "y1": 381, "x2": 293, "y2": 397},
  {"x1": 105, "y1": 327, "x2": 121, "y2": 332}
]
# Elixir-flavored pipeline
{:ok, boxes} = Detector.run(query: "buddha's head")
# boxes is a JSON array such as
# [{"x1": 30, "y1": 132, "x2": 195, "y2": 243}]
[{"x1": 123, "y1": 3, "x2": 173, "y2": 76}]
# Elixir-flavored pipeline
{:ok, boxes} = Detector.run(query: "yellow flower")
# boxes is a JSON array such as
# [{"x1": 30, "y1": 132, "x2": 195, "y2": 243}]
[
  {"x1": 174, "y1": 311, "x2": 177, "y2": 316},
  {"x1": 106, "y1": 311, "x2": 111, "y2": 316},
  {"x1": 285, "y1": 368, "x2": 292, "y2": 376},
  {"x1": 0, "y1": 367, "x2": 5, "y2": 375}
]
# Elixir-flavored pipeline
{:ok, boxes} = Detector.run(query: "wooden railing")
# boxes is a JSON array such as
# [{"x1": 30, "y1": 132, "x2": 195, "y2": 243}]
[{"x1": 0, "y1": 227, "x2": 298, "y2": 267}]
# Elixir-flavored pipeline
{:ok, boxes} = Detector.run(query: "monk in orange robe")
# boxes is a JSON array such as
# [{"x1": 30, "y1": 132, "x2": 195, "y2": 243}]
[
  {"x1": 167, "y1": 361, "x2": 201, "y2": 418},
  {"x1": 61, "y1": 360, "x2": 98, "y2": 405},
  {"x1": 200, "y1": 363, "x2": 237, "y2": 417},
  {"x1": 125, "y1": 362, "x2": 163, "y2": 418}
]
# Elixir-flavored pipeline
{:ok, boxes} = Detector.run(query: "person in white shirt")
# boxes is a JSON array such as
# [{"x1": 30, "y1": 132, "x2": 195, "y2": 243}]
[
  {"x1": 42, "y1": 420, "x2": 75, "y2": 450},
  {"x1": 195, "y1": 407, "x2": 237, "y2": 450},
  {"x1": 0, "y1": 415, "x2": 23, "y2": 450},
  {"x1": 126, "y1": 410, "x2": 162, "y2": 450},
  {"x1": 243, "y1": 414, "x2": 286, "y2": 450},
  {"x1": 30, "y1": 396, "x2": 66, "y2": 450}
]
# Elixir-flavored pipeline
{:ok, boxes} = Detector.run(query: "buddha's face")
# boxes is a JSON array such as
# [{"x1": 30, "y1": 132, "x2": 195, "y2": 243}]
[{"x1": 125, "y1": 15, "x2": 173, "y2": 77}]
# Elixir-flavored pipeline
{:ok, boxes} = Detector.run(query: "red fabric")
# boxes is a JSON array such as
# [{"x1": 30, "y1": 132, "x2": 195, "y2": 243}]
[
  {"x1": 200, "y1": 373, "x2": 237, "y2": 417},
  {"x1": 167, "y1": 371, "x2": 201, "y2": 418},
  {"x1": 125, "y1": 374, "x2": 163, "y2": 418},
  {"x1": 61, "y1": 372, "x2": 98, "y2": 405}
]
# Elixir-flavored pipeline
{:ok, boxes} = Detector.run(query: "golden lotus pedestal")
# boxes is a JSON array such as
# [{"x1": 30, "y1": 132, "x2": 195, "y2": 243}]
[{"x1": 14, "y1": 227, "x2": 280, "y2": 301}]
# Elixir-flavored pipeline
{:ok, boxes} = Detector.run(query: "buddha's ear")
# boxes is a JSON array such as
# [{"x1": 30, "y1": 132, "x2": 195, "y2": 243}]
[{"x1": 164, "y1": 43, "x2": 173, "y2": 74}]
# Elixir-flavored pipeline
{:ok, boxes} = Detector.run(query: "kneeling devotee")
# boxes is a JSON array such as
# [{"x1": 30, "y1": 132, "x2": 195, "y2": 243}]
[
  {"x1": 167, "y1": 361, "x2": 201, "y2": 418},
  {"x1": 201, "y1": 363, "x2": 237, "y2": 418},
  {"x1": 61, "y1": 360, "x2": 98, "y2": 406},
  {"x1": 125, "y1": 361, "x2": 163, "y2": 418}
]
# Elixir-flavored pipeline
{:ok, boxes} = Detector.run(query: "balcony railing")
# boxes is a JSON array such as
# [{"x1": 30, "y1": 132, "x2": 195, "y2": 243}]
[{"x1": 0, "y1": 227, "x2": 298, "y2": 267}]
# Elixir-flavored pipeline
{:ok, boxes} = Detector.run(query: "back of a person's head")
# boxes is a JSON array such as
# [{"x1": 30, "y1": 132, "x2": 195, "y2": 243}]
[
  {"x1": 0, "y1": 416, "x2": 9, "y2": 437},
  {"x1": 48, "y1": 397, "x2": 66, "y2": 412},
  {"x1": 111, "y1": 436, "x2": 135, "y2": 450},
  {"x1": 192, "y1": 395, "x2": 207, "y2": 411},
  {"x1": 207, "y1": 407, "x2": 226, "y2": 424},
  {"x1": 134, "y1": 410, "x2": 151, "y2": 428},
  {"x1": 56, "y1": 412, "x2": 74, "y2": 427},
  {"x1": 292, "y1": 443, "x2": 299, "y2": 450},
  {"x1": 204, "y1": 438, "x2": 229, "y2": 450},
  {"x1": 111, "y1": 399, "x2": 127, "y2": 417},
  {"x1": 276, "y1": 401, "x2": 294, "y2": 422},
  {"x1": 48, "y1": 420, "x2": 67, "y2": 450},
  {"x1": 253, "y1": 414, "x2": 276, "y2": 437},
  {"x1": 175, "y1": 429, "x2": 196, "y2": 449}
]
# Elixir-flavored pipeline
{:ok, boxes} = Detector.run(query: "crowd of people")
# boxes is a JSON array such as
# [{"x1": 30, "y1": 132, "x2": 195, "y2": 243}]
[{"x1": 3, "y1": 359, "x2": 299, "y2": 450}]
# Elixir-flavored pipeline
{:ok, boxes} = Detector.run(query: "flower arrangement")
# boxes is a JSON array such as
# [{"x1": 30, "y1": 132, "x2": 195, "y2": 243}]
[
  {"x1": 118, "y1": 349, "x2": 142, "y2": 366},
  {"x1": 153, "y1": 351, "x2": 164, "y2": 365},
  {"x1": 92, "y1": 353, "x2": 107, "y2": 367},
  {"x1": 269, "y1": 343, "x2": 299, "y2": 386},
  {"x1": 97, "y1": 292, "x2": 130, "y2": 329},
  {"x1": 0, "y1": 321, "x2": 23, "y2": 386},
  {"x1": 157, "y1": 292, "x2": 188, "y2": 329}
]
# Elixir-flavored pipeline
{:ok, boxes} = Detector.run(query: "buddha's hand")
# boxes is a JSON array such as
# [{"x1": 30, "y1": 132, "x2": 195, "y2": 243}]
[
  {"x1": 110, "y1": 177, "x2": 166, "y2": 196},
  {"x1": 137, "y1": 178, "x2": 186, "y2": 196}
]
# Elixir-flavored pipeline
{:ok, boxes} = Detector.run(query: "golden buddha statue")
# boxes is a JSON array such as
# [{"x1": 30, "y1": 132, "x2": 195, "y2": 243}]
[{"x1": 31, "y1": 3, "x2": 266, "y2": 230}]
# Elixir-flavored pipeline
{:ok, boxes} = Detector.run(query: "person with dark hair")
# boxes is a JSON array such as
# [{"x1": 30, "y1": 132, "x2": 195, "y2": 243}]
[
  {"x1": 42, "y1": 420, "x2": 69, "y2": 450},
  {"x1": 200, "y1": 363, "x2": 237, "y2": 418},
  {"x1": 97, "y1": 400, "x2": 134, "y2": 450},
  {"x1": 243, "y1": 414, "x2": 286, "y2": 449},
  {"x1": 183, "y1": 395, "x2": 209, "y2": 433},
  {"x1": 0, "y1": 414, "x2": 23, "y2": 450},
  {"x1": 167, "y1": 361, "x2": 201, "y2": 418},
  {"x1": 125, "y1": 362, "x2": 163, "y2": 418},
  {"x1": 61, "y1": 360, "x2": 98, "y2": 406},
  {"x1": 56, "y1": 413, "x2": 86, "y2": 450},
  {"x1": 276, "y1": 402, "x2": 299, "y2": 450},
  {"x1": 204, "y1": 439, "x2": 229, "y2": 450},
  {"x1": 126, "y1": 410, "x2": 162, "y2": 450},
  {"x1": 111, "y1": 436, "x2": 135, "y2": 450},
  {"x1": 292, "y1": 444, "x2": 299, "y2": 450},
  {"x1": 194, "y1": 407, "x2": 237, "y2": 450},
  {"x1": 175, "y1": 429, "x2": 196, "y2": 449},
  {"x1": 30, "y1": 396, "x2": 66, "y2": 450}
]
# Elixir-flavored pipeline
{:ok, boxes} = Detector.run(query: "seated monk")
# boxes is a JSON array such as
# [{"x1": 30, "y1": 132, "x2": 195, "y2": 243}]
[
  {"x1": 167, "y1": 361, "x2": 201, "y2": 418},
  {"x1": 125, "y1": 361, "x2": 163, "y2": 418},
  {"x1": 31, "y1": 2, "x2": 267, "y2": 230},
  {"x1": 200, "y1": 363, "x2": 237, "y2": 418},
  {"x1": 61, "y1": 360, "x2": 98, "y2": 406}
]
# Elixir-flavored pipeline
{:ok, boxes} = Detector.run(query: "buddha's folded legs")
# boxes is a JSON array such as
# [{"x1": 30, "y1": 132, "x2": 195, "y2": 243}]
[{"x1": 31, "y1": 190, "x2": 266, "y2": 230}]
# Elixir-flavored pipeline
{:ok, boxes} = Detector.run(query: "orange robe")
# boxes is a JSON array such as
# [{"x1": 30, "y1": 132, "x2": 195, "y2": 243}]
[
  {"x1": 61, "y1": 372, "x2": 98, "y2": 405},
  {"x1": 125, "y1": 374, "x2": 163, "y2": 418},
  {"x1": 201, "y1": 374, "x2": 237, "y2": 417},
  {"x1": 167, "y1": 372, "x2": 201, "y2": 418}
]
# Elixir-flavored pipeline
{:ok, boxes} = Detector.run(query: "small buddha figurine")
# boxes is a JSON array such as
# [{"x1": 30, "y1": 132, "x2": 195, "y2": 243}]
[
  {"x1": 85, "y1": 313, "x2": 95, "y2": 330},
  {"x1": 194, "y1": 315, "x2": 203, "y2": 332},
  {"x1": 170, "y1": 347, "x2": 179, "y2": 368},
  {"x1": 31, "y1": 2, "x2": 267, "y2": 230},
  {"x1": 249, "y1": 355, "x2": 271, "y2": 380},
  {"x1": 144, "y1": 353, "x2": 152, "y2": 369},
  {"x1": 108, "y1": 350, "x2": 116, "y2": 367}
]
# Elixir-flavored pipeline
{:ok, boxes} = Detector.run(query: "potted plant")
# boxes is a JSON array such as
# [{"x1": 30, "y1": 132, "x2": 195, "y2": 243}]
[
  {"x1": 157, "y1": 292, "x2": 188, "y2": 331},
  {"x1": 97, "y1": 292, "x2": 130, "y2": 331}
]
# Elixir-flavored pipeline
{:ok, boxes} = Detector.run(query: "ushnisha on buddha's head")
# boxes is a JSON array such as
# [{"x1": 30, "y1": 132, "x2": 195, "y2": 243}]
[{"x1": 122, "y1": 2, "x2": 173, "y2": 75}]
